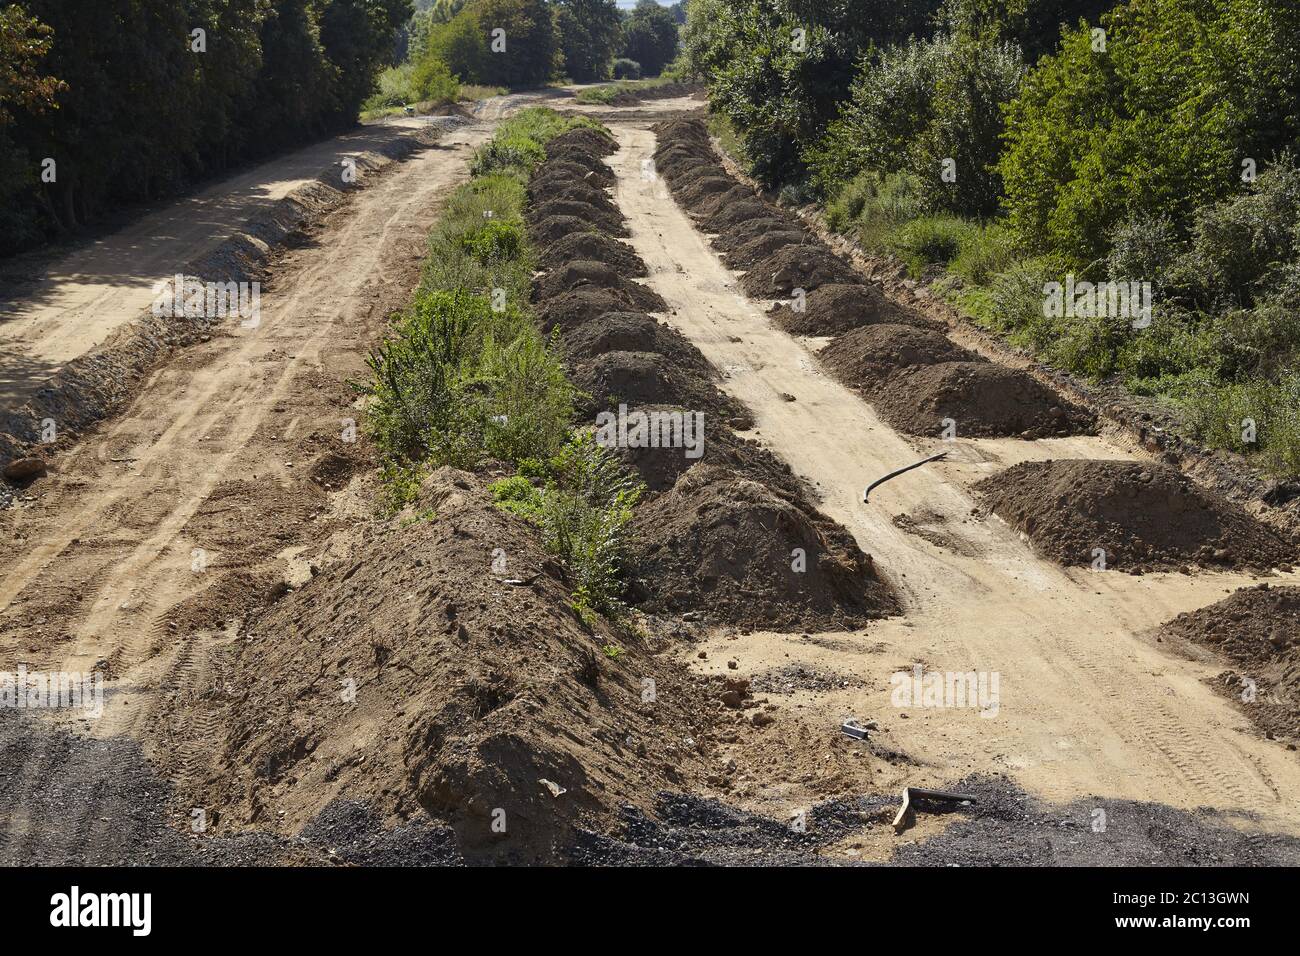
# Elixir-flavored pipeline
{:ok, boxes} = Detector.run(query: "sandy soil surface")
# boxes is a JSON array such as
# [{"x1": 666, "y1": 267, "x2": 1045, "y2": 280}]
[
  {"x1": 609, "y1": 122, "x2": 1300, "y2": 835},
  {"x1": 0, "y1": 115, "x2": 491, "y2": 832},
  {"x1": 0, "y1": 88, "x2": 572, "y2": 413}
]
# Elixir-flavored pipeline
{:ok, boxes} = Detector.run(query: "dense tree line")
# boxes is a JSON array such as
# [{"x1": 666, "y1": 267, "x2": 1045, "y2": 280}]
[{"x1": 0, "y1": 0, "x2": 411, "y2": 257}]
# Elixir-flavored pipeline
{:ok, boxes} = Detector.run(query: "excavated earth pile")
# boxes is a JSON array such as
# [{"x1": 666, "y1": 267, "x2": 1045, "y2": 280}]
[
  {"x1": 769, "y1": 283, "x2": 936, "y2": 336},
  {"x1": 1160, "y1": 584, "x2": 1300, "y2": 740},
  {"x1": 528, "y1": 123, "x2": 897, "y2": 629},
  {"x1": 976, "y1": 460, "x2": 1295, "y2": 573},
  {"x1": 875, "y1": 362, "x2": 1094, "y2": 439},
  {"x1": 820, "y1": 323, "x2": 982, "y2": 391},
  {"x1": 651, "y1": 118, "x2": 1097, "y2": 445},
  {"x1": 156, "y1": 469, "x2": 717, "y2": 862},
  {"x1": 628, "y1": 465, "x2": 899, "y2": 631}
]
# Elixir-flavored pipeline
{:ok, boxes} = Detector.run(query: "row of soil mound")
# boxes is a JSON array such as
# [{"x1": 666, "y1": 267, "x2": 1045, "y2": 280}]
[
  {"x1": 527, "y1": 123, "x2": 898, "y2": 631},
  {"x1": 976, "y1": 460, "x2": 1294, "y2": 573},
  {"x1": 1160, "y1": 584, "x2": 1300, "y2": 741},
  {"x1": 652, "y1": 118, "x2": 1092, "y2": 442},
  {"x1": 156, "y1": 468, "x2": 717, "y2": 862}
]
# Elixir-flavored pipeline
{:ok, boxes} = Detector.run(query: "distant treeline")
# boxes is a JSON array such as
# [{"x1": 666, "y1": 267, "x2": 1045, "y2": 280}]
[{"x1": 0, "y1": 0, "x2": 412, "y2": 257}]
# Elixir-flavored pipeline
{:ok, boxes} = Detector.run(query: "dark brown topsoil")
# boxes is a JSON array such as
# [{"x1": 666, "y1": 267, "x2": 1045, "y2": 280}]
[
  {"x1": 526, "y1": 181, "x2": 621, "y2": 216},
  {"x1": 676, "y1": 175, "x2": 741, "y2": 206},
  {"x1": 724, "y1": 231, "x2": 812, "y2": 271},
  {"x1": 533, "y1": 157, "x2": 616, "y2": 188},
  {"x1": 547, "y1": 126, "x2": 619, "y2": 157},
  {"x1": 976, "y1": 460, "x2": 1295, "y2": 573},
  {"x1": 874, "y1": 362, "x2": 1094, "y2": 439},
  {"x1": 770, "y1": 283, "x2": 935, "y2": 336},
  {"x1": 739, "y1": 245, "x2": 861, "y2": 297},
  {"x1": 697, "y1": 199, "x2": 782, "y2": 235},
  {"x1": 570, "y1": 350, "x2": 753, "y2": 429},
  {"x1": 819, "y1": 323, "x2": 981, "y2": 391},
  {"x1": 532, "y1": 260, "x2": 667, "y2": 313},
  {"x1": 1160, "y1": 583, "x2": 1300, "y2": 741},
  {"x1": 536, "y1": 286, "x2": 653, "y2": 333},
  {"x1": 528, "y1": 199, "x2": 627, "y2": 237},
  {"x1": 610, "y1": 403, "x2": 810, "y2": 501},
  {"x1": 709, "y1": 216, "x2": 808, "y2": 254},
  {"x1": 628, "y1": 465, "x2": 899, "y2": 631},
  {"x1": 559, "y1": 312, "x2": 712, "y2": 376},
  {"x1": 536, "y1": 231, "x2": 647, "y2": 277}
]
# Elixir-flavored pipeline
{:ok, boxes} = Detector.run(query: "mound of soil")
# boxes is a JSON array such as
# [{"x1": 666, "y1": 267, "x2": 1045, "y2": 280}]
[
  {"x1": 739, "y1": 246, "x2": 860, "y2": 297},
  {"x1": 770, "y1": 283, "x2": 934, "y2": 336},
  {"x1": 709, "y1": 216, "x2": 808, "y2": 254},
  {"x1": 874, "y1": 362, "x2": 1094, "y2": 439},
  {"x1": 536, "y1": 287, "x2": 652, "y2": 333},
  {"x1": 724, "y1": 232, "x2": 811, "y2": 271},
  {"x1": 670, "y1": 166, "x2": 730, "y2": 193},
  {"x1": 529, "y1": 215, "x2": 599, "y2": 246},
  {"x1": 819, "y1": 324, "x2": 980, "y2": 390},
  {"x1": 155, "y1": 469, "x2": 715, "y2": 862},
  {"x1": 629, "y1": 465, "x2": 898, "y2": 630},
  {"x1": 653, "y1": 118, "x2": 711, "y2": 147},
  {"x1": 976, "y1": 460, "x2": 1295, "y2": 572},
  {"x1": 613, "y1": 405, "x2": 810, "y2": 502},
  {"x1": 560, "y1": 313, "x2": 711, "y2": 375},
  {"x1": 526, "y1": 182, "x2": 620, "y2": 216},
  {"x1": 678, "y1": 176, "x2": 748, "y2": 208},
  {"x1": 529, "y1": 200, "x2": 626, "y2": 237},
  {"x1": 547, "y1": 126, "x2": 618, "y2": 158},
  {"x1": 697, "y1": 199, "x2": 779, "y2": 234},
  {"x1": 536, "y1": 232, "x2": 646, "y2": 277},
  {"x1": 695, "y1": 185, "x2": 762, "y2": 219},
  {"x1": 1160, "y1": 583, "x2": 1300, "y2": 740},
  {"x1": 533, "y1": 158, "x2": 616, "y2": 189},
  {"x1": 533, "y1": 261, "x2": 667, "y2": 313},
  {"x1": 570, "y1": 350, "x2": 752, "y2": 429}
]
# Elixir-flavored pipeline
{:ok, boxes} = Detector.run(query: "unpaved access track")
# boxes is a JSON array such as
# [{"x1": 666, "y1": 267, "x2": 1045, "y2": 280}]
[{"x1": 610, "y1": 123, "x2": 1300, "y2": 835}]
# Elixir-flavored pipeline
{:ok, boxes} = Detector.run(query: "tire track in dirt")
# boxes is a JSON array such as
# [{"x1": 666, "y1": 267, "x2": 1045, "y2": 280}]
[
  {"x1": 0, "y1": 123, "x2": 492, "y2": 744},
  {"x1": 607, "y1": 120, "x2": 1300, "y2": 831}
]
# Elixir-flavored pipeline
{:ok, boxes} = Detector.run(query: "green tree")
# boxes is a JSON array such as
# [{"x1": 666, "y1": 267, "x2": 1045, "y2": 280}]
[
  {"x1": 554, "y1": 0, "x2": 620, "y2": 82},
  {"x1": 474, "y1": 0, "x2": 559, "y2": 88},
  {"x1": 620, "y1": 0, "x2": 678, "y2": 77},
  {"x1": 999, "y1": 0, "x2": 1300, "y2": 265}
]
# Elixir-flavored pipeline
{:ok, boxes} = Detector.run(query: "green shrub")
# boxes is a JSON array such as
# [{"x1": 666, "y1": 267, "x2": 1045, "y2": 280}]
[
  {"x1": 999, "y1": 0, "x2": 1300, "y2": 267},
  {"x1": 825, "y1": 170, "x2": 926, "y2": 250},
  {"x1": 612, "y1": 57, "x2": 642, "y2": 80},
  {"x1": 950, "y1": 222, "x2": 1019, "y2": 285},
  {"x1": 490, "y1": 434, "x2": 644, "y2": 615},
  {"x1": 886, "y1": 215, "x2": 980, "y2": 277}
]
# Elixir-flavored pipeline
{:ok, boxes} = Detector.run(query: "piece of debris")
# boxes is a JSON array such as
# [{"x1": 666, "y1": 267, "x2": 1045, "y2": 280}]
[
  {"x1": 539, "y1": 779, "x2": 567, "y2": 798},
  {"x1": 892, "y1": 786, "x2": 977, "y2": 834},
  {"x1": 840, "y1": 720, "x2": 869, "y2": 740},
  {"x1": 863, "y1": 453, "x2": 948, "y2": 503}
]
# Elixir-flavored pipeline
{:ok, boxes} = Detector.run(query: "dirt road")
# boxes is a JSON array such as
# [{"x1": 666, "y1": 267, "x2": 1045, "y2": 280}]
[
  {"x1": 0, "y1": 116, "x2": 491, "y2": 773},
  {"x1": 609, "y1": 123, "x2": 1300, "y2": 834}
]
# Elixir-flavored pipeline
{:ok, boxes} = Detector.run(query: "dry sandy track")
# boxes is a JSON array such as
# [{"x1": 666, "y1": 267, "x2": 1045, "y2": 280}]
[
  {"x1": 0, "y1": 120, "x2": 490, "y2": 760},
  {"x1": 610, "y1": 122, "x2": 1300, "y2": 834}
]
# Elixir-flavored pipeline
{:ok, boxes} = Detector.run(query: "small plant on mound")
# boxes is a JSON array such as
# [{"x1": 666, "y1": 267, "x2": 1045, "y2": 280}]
[{"x1": 491, "y1": 434, "x2": 644, "y2": 617}]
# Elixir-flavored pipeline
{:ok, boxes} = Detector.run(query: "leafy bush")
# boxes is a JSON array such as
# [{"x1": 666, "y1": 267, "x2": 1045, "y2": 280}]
[
  {"x1": 999, "y1": 0, "x2": 1300, "y2": 267},
  {"x1": 807, "y1": 33, "x2": 1023, "y2": 216},
  {"x1": 886, "y1": 215, "x2": 981, "y2": 277},
  {"x1": 612, "y1": 58, "x2": 642, "y2": 80},
  {"x1": 491, "y1": 435, "x2": 644, "y2": 615},
  {"x1": 824, "y1": 170, "x2": 926, "y2": 250}
]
